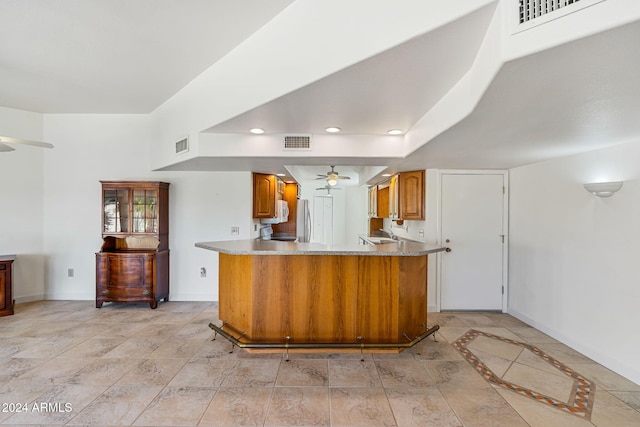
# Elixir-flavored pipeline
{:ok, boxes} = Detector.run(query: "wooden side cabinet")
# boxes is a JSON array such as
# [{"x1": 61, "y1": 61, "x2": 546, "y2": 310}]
[
  {"x1": 96, "y1": 181, "x2": 170, "y2": 309},
  {"x1": 0, "y1": 255, "x2": 16, "y2": 317}
]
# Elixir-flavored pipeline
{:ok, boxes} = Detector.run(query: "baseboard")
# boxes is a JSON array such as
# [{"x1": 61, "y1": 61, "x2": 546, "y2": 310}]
[
  {"x1": 508, "y1": 307, "x2": 640, "y2": 386},
  {"x1": 167, "y1": 293, "x2": 216, "y2": 302},
  {"x1": 14, "y1": 294, "x2": 45, "y2": 304},
  {"x1": 44, "y1": 292, "x2": 94, "y2": 301},
  {"x1": 427, "y1": 304, "x2": 438, "y2": 313}
]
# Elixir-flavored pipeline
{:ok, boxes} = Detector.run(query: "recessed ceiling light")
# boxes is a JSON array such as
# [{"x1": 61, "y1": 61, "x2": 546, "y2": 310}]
[
  {"x1": 325, "y1": 127, "x2": 341, "y2": 133},
  {"x1": 250, "y1": 128, "x2": 265, "y2": 134},
  {"x1": 276, "y1": 173, "x2": 286, "y2": 177},
  {"x1": 382, "y1": 173, "x2": 392, "y2": 177},
  {"x1": 387, "y1": 129, "x2": 403, "y2": 135}
]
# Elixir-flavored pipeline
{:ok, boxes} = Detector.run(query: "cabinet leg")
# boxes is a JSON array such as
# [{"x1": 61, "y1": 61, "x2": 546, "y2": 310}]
[
  {"x1": 164, "y1": 296, "x2": 169, "y2": 302},
  {"x1": 96, "y1": 301, "x2": 103, "y2": 308},
  {"x1": 150, "y1": 300, "x2": 158, "y2": 309}
]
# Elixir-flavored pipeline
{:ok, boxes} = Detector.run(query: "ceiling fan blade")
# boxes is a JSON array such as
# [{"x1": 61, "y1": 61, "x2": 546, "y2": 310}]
[
  {"x1": 336, "y1": 175, "x2": 351, "y2": 180},
  {"x1": 0, "y1": 135, "x2": 54, "y2": 149},
  {"x1": 0, "y1": 142, "x2": 16, "y2": 152}
]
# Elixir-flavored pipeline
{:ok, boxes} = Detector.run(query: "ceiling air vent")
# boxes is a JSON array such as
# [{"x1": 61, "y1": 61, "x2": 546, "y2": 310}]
[
  {"x1": 283, "y1": 135, "x2": 311, "y2": 151},
  {"x1": 175, "y1": 136, "x2": 189, "y2": 154},
  {"x1": 519, "y1": 0, "x2": 584, "y2": 24}
]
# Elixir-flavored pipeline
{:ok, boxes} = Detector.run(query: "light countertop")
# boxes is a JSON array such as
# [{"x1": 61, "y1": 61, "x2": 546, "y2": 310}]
[{"x1": 195, "y1": 239, "x2": 445, "y2": 256}]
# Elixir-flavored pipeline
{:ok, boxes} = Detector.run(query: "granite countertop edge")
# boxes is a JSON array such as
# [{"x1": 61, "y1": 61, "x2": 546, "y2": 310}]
[{"x1": 195, "y1": 240, "x2": 445, "y2": 256}]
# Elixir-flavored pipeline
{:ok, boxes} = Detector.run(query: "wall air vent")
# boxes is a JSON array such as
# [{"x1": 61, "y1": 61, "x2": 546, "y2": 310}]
[
  {"x1": 175, "y1": 136, "x2": 189, "y2": 154},
  {"x1": 283, "y1": 135, "x2": 311, "y2": 151},
  {"x1": 520, "y1": 0, "x2": 585, "y2": 23}
]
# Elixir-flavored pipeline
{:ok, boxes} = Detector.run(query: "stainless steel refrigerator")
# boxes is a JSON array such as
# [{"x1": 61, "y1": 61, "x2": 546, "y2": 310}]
[{"x1": 296, "y1": 199, "x2": 311, "y2": 242}]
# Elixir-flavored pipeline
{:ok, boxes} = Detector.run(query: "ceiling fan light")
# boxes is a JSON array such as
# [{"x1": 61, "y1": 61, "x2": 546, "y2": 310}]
[{"x1": 327, "y1": 178, "x2": 338, "y2": 186}]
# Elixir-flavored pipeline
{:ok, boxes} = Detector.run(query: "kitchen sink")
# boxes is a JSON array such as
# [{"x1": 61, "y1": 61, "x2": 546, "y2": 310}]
[{"x1": 366, "y1": 237, "x2": 399, "y2": 245}]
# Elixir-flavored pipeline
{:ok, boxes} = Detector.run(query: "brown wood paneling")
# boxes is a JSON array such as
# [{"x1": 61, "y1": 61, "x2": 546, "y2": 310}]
[
  {"x1": 219, "y1": 254, "x2": 253, "y2": 334},
  {"x1": 216, "y1": 252, "x2": 430, "y2": 347},
  {"x1": 357, "y1": 256, "x2": 399, "y2": 342},
  {"x1": 398, "y1": 255, "x2": 428, "y2": 339}
]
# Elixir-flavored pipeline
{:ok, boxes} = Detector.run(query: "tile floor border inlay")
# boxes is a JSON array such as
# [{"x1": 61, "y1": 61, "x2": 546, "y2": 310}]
[{"x1": 453, "y1": 328, "x2": 595, "y2": 420}]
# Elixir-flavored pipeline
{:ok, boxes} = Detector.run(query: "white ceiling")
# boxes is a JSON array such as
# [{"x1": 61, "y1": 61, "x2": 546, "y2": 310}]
[
  {"x1": 205, "y1": 5, "x2": 495, "y2": 136},
  {"x1": 0, "y1": 0, "x2": 294, "y2": 113},
  {"x1": 1, "y1": 1, "x2": 639, "y2": 183}
]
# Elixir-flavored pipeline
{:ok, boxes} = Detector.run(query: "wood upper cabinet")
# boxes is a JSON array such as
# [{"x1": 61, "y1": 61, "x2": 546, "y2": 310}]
[
  {"x1": 377, "y1": 184, "x2": 390, "y2": 219},
  {"x1": 389, "y1": 175, "x2": 400, "y2": 220},
  {"x1": 399, "y1": 170, "x2": 425, "y2": 220},
  {"x1": 372, "y1": 170, "x2": 425, "y2": 221},
  {"x1": 253, "y1": 173, "x2": 284, "y2": 218},
  {"x1": 367, "y1": 186, "x2": 378, "y2": 218},
  {"x1": 96, "y1": 181, "x2": 170, "y2": 309}
]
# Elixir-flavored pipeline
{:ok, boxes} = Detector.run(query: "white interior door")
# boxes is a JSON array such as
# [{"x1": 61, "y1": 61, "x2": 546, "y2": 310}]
[
  {"x1": 440, "y1": 173, "x2": 506, "y2": 311},
  {"x1": 313, "y1": 196, "x2": 333, "y2": 244}
]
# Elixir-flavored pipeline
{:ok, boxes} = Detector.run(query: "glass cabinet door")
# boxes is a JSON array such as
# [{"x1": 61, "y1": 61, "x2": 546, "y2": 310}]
[
  {"x1": 133, "y1": 189, "x2": 158, "y2": 233},
  {"x1": 103, "y1": 189, "x2": 129, "y2": 232}
]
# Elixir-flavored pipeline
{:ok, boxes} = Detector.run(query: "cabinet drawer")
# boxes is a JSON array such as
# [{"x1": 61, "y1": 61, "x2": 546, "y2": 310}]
[{"x1": 100, "y1": 285, "x2": 152, "y2": 299}]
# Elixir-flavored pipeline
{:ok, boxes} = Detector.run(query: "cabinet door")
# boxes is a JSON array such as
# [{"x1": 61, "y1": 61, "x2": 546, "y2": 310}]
[
  {"x1": 108, "y1": 255, "x2": 146, "y2": 287},
  {"x1": 376, "y1": 186, "x2": 389, "y2": 218},
  {"x1": 389, "y1": 175, "x2": 399, "y2": 219},
  {"x1": 399, "y1": 170, "x2": 425, "y2": 220},
  {"x1": 132, "y1": 189, "x2": 158, "y2": 233},
  {"x1": 253, "y1": 173, "x2": 276, "y2": 218},
  {"x1": 368, "y1": 186, "x2": 378, "y2": 218},
  {"x1": 103, "y1": 189, "x2": 129, "y2": 233}
]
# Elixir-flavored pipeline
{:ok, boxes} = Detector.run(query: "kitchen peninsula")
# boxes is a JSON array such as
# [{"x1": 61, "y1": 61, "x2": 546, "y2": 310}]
[{"x1": 196, "y1": 239, "x2": 445, "y2": 353}]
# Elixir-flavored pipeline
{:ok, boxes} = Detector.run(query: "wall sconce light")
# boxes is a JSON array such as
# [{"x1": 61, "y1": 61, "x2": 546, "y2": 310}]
[{"x1": 583, "y1": 181, "x2": 623, "y2": 197}]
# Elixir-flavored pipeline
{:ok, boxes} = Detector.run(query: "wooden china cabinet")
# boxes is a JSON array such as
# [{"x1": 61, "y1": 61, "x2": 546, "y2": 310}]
[{"x1": 96, "y1": 181, "x2": 170, "y2": 309}]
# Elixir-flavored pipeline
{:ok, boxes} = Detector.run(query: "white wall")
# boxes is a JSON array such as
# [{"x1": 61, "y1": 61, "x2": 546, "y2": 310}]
[
  {"x1": 509, "y1": 138, "x2": 640, "y2": 385},
  {"x1": 0, "y1": 107, "x2": 46, "y2": 302},
  {"x1": 41, "y1": 114, "x2": 251, "y2": 302}
]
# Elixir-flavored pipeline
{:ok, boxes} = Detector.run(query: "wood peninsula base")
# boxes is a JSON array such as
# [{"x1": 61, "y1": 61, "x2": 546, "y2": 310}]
[{"x1": 215, "y1": 251, "x2": 436, "y2": 353}]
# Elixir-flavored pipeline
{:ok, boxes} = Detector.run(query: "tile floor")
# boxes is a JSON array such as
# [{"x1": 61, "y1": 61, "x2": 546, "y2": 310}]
[{"x1": 0, "y1": 300, "x2": 639, "y2": 426}]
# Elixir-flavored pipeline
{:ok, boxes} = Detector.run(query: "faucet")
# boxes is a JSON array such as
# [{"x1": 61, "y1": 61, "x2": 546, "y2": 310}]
[{"x1": 383, "y1": 228, "x2": 397, "y2": 240}]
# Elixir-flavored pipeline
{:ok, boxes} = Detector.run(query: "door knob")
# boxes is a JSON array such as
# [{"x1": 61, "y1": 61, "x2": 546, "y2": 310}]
[{"x1": 445, "y1": 247, "x2": 452, "y2": 252}]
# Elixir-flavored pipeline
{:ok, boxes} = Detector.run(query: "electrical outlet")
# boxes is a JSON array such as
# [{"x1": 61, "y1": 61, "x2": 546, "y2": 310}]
[
  {"x1": 200, "y1": 267, "x2": 206, "y2": 278},
  {"x1": 418, "y1": 229, "x2": 424, "y2": 238},
  {"x1": 254, "y1": 223, "x2": 259, "y2": 232},
  {"x1": 231, "y1": 226, "x2": 239, "y2": 235},
  {"x1": 67, "y1": 268, "x2": 74, "y2": 278}
]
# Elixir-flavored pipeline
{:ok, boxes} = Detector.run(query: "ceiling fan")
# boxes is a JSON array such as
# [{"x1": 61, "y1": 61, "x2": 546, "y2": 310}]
[
  {"x1": 315, "y1": 165, "x2": 351, "y2": 186},
  {"x1": 0, "y1": 136, "x2": 54, "y2": 152},
  {"x1": 315, "y1": 184, "x2": 343, "y2": 195}
]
